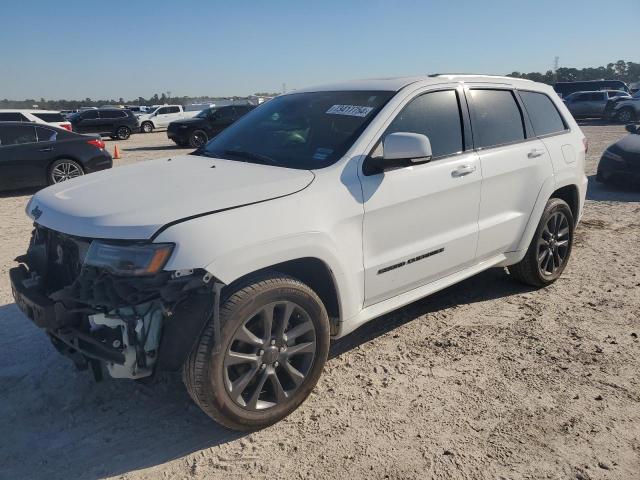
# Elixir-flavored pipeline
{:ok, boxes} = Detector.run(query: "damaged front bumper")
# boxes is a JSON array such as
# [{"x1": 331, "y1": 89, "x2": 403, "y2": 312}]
[{"x1": 10, "y1": 226, "x2": 222, "y2": 380}]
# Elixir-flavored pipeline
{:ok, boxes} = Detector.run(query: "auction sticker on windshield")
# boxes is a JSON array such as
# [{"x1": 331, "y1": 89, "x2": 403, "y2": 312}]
[{"x1": 326, "y1": 105, "x2": 374, "y2": 117}]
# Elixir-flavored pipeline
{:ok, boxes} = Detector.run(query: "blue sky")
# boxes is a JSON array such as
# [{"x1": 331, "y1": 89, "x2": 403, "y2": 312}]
[{"x1": 1, "y1": 0, "x2": 637, "y2": 99}]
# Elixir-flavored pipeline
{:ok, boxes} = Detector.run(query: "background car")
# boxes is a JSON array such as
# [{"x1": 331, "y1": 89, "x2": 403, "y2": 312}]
[
  {"x1": 69, "y1": 108, "x2": 139, "y2": 140},
  {"x1": 137, "y1": 105, "x2": 198, "y2": 133},
  {"x1": 554, "y1": 80, "x2": 629, "y2": 98},
  {"x1": 0, "y1": 109, "x2": 72, "y2": 131},
  {"x1": 167, "y1": 105, "x2": 256, "y2": 147},
  {"x1": 0, "y1": 122, "x2": 112, "y2": 191},
  {"x1": 563, "y1": 90, "x2": 631, "y2": 119},
  {"x1": 604, "y1": 90, "x2": 640, "y2": 123},
  {"x1": 596, "y1": 124, "x2": 640, "y2": 185}
]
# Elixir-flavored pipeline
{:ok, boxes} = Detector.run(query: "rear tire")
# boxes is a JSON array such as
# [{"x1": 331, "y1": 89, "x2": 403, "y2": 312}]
[
  {"x1": 48, "y1": 159, "x2": 84, "y2": 185},
  {"x1": 183, "y1": 273, "x2": 330, "y2": 431},
  {"x1": 615, "y1": 108, "x2": 635, "y2": 124},
  {"x1": 141, "y1": 122, "x2": 154, "y2": 133},
  {"x1": 509, "y1": 198, "x2": 574, "y2": 287},
  {"x1": 189, "y1": 130, "x2": 208, "y2": 148}
]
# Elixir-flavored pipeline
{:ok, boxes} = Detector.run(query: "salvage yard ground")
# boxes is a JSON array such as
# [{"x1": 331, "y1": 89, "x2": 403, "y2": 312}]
[{"x1": 1, "y1": 125, "x2": 639, "y2": 480}]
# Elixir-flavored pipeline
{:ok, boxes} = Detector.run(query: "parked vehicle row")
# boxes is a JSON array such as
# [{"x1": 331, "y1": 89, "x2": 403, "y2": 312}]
[
  {"x1": 10, "y1": 75, "x2": 587, "y2": 431},
  {"x1": 562, "y1": 90, "x2": 630, "y2": 119},
  {"x1": 167, "y1": 105, "x2": 255, "y2": 147},
  {"x1": 0, "y1": 122, "x2": 112, "y2": 191}
]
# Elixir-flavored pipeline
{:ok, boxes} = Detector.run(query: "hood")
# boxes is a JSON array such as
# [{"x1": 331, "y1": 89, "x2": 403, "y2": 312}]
[
  {"x1": 27, "y1": 155, "x2": 314, "y2": 240},
  {"x1": 609, "y1": 134, "x2": 640, "y2": 162},
  {"x1": 169, "y1": 117, "x2": 205, "y2": 127}
]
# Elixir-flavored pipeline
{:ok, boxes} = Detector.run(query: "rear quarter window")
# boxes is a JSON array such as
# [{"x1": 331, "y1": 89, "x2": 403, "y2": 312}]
[
  {"x1": 519, "y1": 91, "x2": 567, "y2": 137},
  {"x1": 469, "y1": 89, "x2": 525, "y2": 148}
]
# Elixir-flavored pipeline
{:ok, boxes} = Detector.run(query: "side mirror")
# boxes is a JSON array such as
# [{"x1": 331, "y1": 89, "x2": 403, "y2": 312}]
[
  {"x1": 382, "y1": 132, "x2": 432, "y2": 165},
  {"x1": 625, "y1": 124, "x2": 638, "y2": 134}
]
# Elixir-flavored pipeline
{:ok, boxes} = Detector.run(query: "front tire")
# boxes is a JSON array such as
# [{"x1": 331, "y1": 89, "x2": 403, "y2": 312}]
[
  {"x1": 189, "y1": 129, "x2": 208, "y2": 148},
  {"x1": 509, "y1": 198, "x2": 574, "y2": 287},
  {"x1": 115, "y1": 126, "x2": 131, "y2": 140},
  {"x1": 183, "y1": 273, "x2": 330, "y2": 431},
  {"x1": 615, "y1": 108, "x2": 635, "y2": 124},
  {"x1": 141, "y1": 122, "x2": 154, "y2": 133}
]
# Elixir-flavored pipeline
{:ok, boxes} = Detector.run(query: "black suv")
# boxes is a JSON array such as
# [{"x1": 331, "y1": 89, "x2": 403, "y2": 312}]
[
  {"x1": 167, "y1": 105, "x2": 255, "y2": 148},
  {"x1": 69, "y1": 109, "x2": 139, "y2": 140}
]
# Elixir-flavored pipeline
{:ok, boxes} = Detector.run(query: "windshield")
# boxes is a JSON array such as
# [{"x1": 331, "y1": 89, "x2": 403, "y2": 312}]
[
  {"x1": 201, "y1": 91, "x2": 394, "y2": 169},
  {"x1": 196, "y1": 107, "x2": 217, "y2": 119}
]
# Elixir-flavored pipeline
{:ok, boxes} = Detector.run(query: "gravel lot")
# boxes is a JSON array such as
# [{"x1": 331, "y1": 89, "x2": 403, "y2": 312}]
[{"x1": 1, "y1": 126, "x2": 639, "y2": 480}]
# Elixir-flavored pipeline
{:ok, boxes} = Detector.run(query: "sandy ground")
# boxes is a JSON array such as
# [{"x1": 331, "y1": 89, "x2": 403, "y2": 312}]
[{"x1": 0, "y1": 126, "x2": 639, "y2": 480}]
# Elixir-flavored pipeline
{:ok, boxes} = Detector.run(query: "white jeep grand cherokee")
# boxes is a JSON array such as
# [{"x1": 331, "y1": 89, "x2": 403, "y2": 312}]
[{"x1": 11, "y1": 75, "x2": 587, "y2": 430}]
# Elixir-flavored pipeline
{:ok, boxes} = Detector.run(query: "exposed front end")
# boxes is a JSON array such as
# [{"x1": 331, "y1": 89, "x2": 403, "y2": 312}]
[{"x1": 10, "y1": 225, "x2": 217, "y2": 380}]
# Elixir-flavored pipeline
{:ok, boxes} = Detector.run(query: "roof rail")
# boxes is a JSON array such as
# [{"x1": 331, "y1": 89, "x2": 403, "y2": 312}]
[{"x1": 429, "y1": 73, "x2": 533, "y2": 82}]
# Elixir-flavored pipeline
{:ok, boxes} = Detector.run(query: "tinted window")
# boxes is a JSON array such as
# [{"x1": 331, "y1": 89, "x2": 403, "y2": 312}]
[
  {"x1": 0, "y1": 125, "x2": 37, "y2": 146},
  {"x1": 520, "y1": 91, "x2": 566, "y2": 137},
  {"x1": 0, "y1": 112, "x2": 24, "y2": 121},
  {"x1": 589, "y1": 92, "x2": 605, "y2": 101},
  {"x1": 33, "y1": 112, "x2": 65, "y2": 122},
  {"x1": 157, "y1": 107, "x2": 170, "y2": 114},
  {"x1": 35, "y1": 126, "x2": 57, "y2": 142},
  {"x1": 384, "y1": 90, "x2": 463, "y2": 158},
  {"x1": 469, "y1": 89, "x2": 525, "y2": 148},
  {"x1": 571, "y1": 93, "x2": 589, "y2": 102},
  {"x1": 100, "y1": 110, "x2": 126, "y2": 119},
  {"x1": 167, "y1": 106, "x2": 180, "y2": 114},
  {"x1": 82, "y1": 110, "x2": 99, "y2": 120},
  {"x1": 217, "y1": 108, "x2": 236, "y2": 122}
]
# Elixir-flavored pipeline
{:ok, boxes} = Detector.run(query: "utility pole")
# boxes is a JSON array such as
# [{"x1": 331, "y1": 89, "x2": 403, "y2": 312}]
[{"x1": 553, "y1": 56, "x2": 559, "y2": 83}]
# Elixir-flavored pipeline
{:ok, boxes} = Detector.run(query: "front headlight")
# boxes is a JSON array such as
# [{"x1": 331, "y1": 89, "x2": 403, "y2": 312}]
[{"x1": 84, "y1": 241, "x2": 174, "y2": 276}]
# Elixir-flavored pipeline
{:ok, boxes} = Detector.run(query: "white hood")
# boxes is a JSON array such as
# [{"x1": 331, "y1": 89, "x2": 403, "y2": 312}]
[{"x1": 27, "y1": 155, "x2": 314, "y2": 240}]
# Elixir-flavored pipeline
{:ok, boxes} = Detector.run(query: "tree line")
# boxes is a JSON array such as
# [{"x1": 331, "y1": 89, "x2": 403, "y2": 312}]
[{"x1": 507, "y1": 60, "x2": 639, "y2": 85}]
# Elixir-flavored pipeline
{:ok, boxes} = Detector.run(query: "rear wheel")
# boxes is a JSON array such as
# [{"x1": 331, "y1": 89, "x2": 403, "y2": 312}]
[
  {"x1": 49, "y1": 159, "x2": 84, "y2": 185},
  {"x1": 183, "y1": 273, "x2": 330, "y2": 431},
  {"x1": 509, "y1": 198, "x2": 574, "y2": 287},
  {"x1": 141, "y1": 122, "x2": 154, "y2": 133},
  {"x1": 115, "y1": 126, "x2": 131, "y2": 140},
  {"x1": 189, "y1": 130, "x2": 208, "y2": 148}
]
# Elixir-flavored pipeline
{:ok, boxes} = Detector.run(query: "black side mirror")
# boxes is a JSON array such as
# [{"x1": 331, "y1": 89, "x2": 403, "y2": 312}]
[{"x1": 625, "y1": 124, "x2": 638, "y2": 134}]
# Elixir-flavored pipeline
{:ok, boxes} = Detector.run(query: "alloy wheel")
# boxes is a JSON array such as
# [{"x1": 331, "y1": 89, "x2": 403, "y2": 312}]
[
  {"x1": 191, "y1": 131, "x2": 207, "y2": 148},
  {"x1": 51, "y1": 162, "x2": 83, "y2": 183},
  {"x1": 537, "y1": 211, "x2": 570, "y2": 276},
  {"x1": 223, "y1": 301, "x2": 317, "y2": 411}
]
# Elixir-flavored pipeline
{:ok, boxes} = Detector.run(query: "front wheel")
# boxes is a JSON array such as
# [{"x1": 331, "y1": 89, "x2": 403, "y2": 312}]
[
  {"x1": 189, "y1": 130, "x2": 208, "y2": 148},
  {"x1": 615, "y1": 108, "x2": 635, "y2": 124},
  {"x1": 141, "y1": 122, "x2": 154, "y2": 133},
  {"x1": 508, "y1": 198, "x2": 574, "y2": 287},
  {"x1": 115, "y1": 126, "x2": 131, "y2": 140},
  {"x1": 183, "y1": 273, "x2": 330, "y2": 431}
]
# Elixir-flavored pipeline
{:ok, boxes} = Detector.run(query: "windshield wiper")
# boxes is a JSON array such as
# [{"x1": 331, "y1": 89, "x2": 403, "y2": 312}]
[{"x1": 223, "y1": 149, "x2": 281, "y2": 166}]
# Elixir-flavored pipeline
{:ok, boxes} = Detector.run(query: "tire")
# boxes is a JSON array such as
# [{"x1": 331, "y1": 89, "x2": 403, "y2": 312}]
[
  {"x1": 141, "y1": 122, "x2": 154, "y2": 133},
  {"x1": 615, "y1": 108, "x2": 635, "y2": 124},
  {"x1": 509, "y1": 198, "x2": 574, "y2": 288},
  {"x1": 48, "y1": 159, "x2": 84, "y2": 185},
  {"x1": 183, "y1": 273, "x2": 330, "y2": 431},
  {"x1": 189, "y1": 130, "x2": 208, "y2": 149},
  {"x1": 115, "y1": 126, "x2": 131, "y2": 140}
]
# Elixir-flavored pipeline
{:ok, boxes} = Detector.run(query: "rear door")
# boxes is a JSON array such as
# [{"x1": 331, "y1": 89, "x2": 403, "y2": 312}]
[
  {"x1": 0, "y1": 124, "x2": 46, "y2": 188},
  {"x1": 74, "y1": 110, "x2": 100, "y2": 133},
  {"x1": 467, "y1": 86, "x2": 553, "y2": 258},
  {"x1": 588, "y1": 92, "x2": 608, "y2": 116}
]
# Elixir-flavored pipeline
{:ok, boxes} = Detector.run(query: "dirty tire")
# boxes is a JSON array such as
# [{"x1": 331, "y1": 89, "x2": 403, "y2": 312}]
[
  {"x1": 509, "y1": 198, "x2": 574, "y2": 287},
  {"x1": 183, "y1": 273, "x2": 330, "y2": 431},
  {"x1": 141, "y1": 122, "x2": 153, "y2": 133}
]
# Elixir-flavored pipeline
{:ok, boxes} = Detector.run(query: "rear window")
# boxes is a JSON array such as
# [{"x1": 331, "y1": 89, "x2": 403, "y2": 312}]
[
  {"x1": 469, "y1": 89, "x2": 525, "y2": 148},
  {"x1": 35, "y1": 126, "x2": 58, "y2": 142},
  {"x1": 33, "y1": 112, "x2": 66, "y2": 122},
  {"x1": 0, "y1": 112, "x2": 26, "y2": 122},
  {"x1": 519, "y1": 91, "x2": 567, "y2": 137}
]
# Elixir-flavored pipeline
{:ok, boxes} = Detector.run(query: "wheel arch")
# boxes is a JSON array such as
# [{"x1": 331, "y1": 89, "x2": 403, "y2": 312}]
[{"x1": 551, "y1": 184, "x2": 579, "y2": 225}]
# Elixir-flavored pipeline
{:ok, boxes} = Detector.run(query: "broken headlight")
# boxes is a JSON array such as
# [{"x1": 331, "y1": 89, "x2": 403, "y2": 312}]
[{"x1": 84, "y1": 241, "x2": 174, "y2": 276}]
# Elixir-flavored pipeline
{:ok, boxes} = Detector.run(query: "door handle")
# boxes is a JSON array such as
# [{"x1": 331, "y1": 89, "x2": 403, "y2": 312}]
[
  {"x1": 528, "y1": 148, "x2": 546, "y2": 158},
  {"x1": 38, "y1": 147, "x2": 53, "y2": 152},
  {"x1": 451, "y1": 164, "x2": 476, "y2": 177}
]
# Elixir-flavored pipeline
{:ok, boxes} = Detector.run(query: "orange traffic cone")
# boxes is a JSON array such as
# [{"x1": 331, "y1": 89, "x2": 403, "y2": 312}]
[{"x1": 113, "y1": 145, "x2": 121, "y2": 160}]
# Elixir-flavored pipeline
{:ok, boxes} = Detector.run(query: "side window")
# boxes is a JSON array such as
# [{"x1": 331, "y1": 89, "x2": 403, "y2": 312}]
[
  {"x1": 218, "y1": 108, "x2": 236, "y2": 122},
  {"x1": 0, "y1": 125, "x2": 37, "y2": 146},
  {"x1": 0, "y1": 112, "x2": 24, "y2": 121},
  {"x1": 519, "y1": 91, "x2": 567, "y2": 137},
  {"x1": 589, "y1": 92, "x2": 604, "y2": 101},
  {"x1": 157, "y1": 107, "x2": 170, "y2": 115},
  {"x1": 35, "y1": 126, "x2": 57, "y2": 142},
  {"x1": 573, "y1": 93, "x2": 588, "y2": 102},
  {"x1": 384, "y1": 90, "x2": 464, "y2": 158},
  {"x1": 469, "y1": 89, "x2": 525, "y2": 148},
  {"x1": 167, "y1": 106, "x2": 180, "y2": 114},
  {"x1": 83, "y1": 110, "x2": 99, "y2": 120}
]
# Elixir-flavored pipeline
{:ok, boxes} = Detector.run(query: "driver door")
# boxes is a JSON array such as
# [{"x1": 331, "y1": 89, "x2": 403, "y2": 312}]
[{"x1": 359, "y1": 87, "x2": 481, "y2": 306}]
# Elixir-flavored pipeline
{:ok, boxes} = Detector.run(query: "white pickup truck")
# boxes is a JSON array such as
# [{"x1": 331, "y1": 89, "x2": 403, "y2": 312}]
[{"x1": 137, "y1": 105, "x2": 198, "y2": 133}]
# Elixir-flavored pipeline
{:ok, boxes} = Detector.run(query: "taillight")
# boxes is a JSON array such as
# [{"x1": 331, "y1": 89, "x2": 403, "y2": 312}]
[
  {"x1": 87, "y1": 139, "x2": 105, "y2": 150},
  {"x1": 61, "y1": 123, "x2": 72, "y2": 131},
  {"x1": 582, "y1": 137, "x2": 589, "y2": 154}
]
